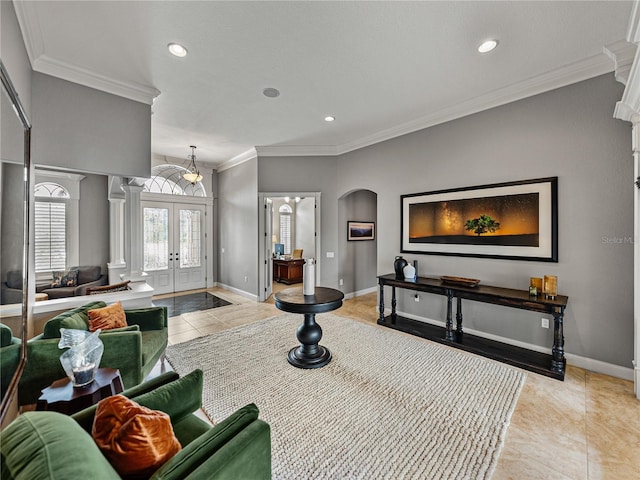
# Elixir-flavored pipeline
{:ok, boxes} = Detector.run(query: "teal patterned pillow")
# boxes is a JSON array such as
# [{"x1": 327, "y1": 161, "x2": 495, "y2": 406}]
[{"x1": 51, "y1": 269, "x2": 79, "y2": 288}]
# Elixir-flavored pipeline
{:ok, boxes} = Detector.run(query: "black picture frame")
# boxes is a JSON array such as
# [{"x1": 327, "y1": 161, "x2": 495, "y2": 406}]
[
  {"x1": 348, "y1": 221, "x2": 375, "y2": 241},
  {"x1": 401, "y1": 177, "x2": 558, "y2": 262}
]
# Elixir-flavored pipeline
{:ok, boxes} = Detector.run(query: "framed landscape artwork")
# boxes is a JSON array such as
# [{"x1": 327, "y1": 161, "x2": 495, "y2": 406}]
[
  {"x1": 348, "y1": 221, "x2": 375, "y2": 241},
  {"x1": 401, "y1": 177, "x2": 558, "y2": 261}
]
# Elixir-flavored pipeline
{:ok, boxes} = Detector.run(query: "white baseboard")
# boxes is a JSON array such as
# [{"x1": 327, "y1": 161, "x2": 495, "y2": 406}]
[
  {"x1": 383, "y1": 307, "x2": 634, "y2": 381},
  {"x1": 216, "y1": 283, "x2": 258, "y2": 302},
  {"x1": 343, "y1": 286, "x2": 377, "y2": 300}
]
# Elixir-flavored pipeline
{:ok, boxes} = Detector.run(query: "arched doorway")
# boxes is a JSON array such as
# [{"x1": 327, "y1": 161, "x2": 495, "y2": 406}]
[{"x1": 338, "y1": 189, "x2": 378, "y2": 298}]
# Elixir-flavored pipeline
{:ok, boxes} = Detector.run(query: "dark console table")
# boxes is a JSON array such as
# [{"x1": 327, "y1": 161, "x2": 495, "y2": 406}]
[
  {"x1": 273, "y1": 258, "x2": 305, "y2": 284},
  {"x1": 377, "y1": 274, "x2": 569, "y2": 380},
  {"x1": 274, "y1": 286, "x2": 344, "y2": 369}
]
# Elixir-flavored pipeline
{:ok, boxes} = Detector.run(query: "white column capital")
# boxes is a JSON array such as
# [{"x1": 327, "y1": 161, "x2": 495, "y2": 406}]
[{"x1": 121, "y1": 183, "x2": 145, "y2": 194}]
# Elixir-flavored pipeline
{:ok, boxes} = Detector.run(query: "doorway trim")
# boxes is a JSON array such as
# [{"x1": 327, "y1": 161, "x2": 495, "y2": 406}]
[{"x1": 258, "y1": 192, "x2": 321, "y2": 302}]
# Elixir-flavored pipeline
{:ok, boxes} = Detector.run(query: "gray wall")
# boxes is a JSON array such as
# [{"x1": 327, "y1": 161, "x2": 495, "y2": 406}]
[
  {"x1": 258, "y1": 156, "x2": 339, "y2": 287},
  {"x1": 32, "y1": 73, "x2": 151, "y2": 178},
  {"x1": 1, "y1": 1, "x2": 31, "y2": 306},
  {"x1": 1, "y1": 163, "x2": 25, "y2": 285},
  {"x1": 295, "y1": 197, "x2": 316, "y2": 258},
  {"x1": 218, "y1": 158, "x2": 259, "y2": 295},
  {"x1": 339, "y1": 190, "x2": 378, "y2": 295},
  {"x1": 1, "y1": 0, "x2": 31, "y2": 116},
  {"x1": 78, "y1": 173, "x2": 110, "y2": 269},
  {"x1": 336, "y1": 74, "x2": 632, "y2": 368},
  {"x1": 219, "y1": 74, "x2": 632, "y2": 368}
]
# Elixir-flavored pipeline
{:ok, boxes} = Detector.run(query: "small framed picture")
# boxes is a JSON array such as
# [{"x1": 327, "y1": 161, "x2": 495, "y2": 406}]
[{"x1": 348, "y1": 221, "x2": 375, "y2": 241}]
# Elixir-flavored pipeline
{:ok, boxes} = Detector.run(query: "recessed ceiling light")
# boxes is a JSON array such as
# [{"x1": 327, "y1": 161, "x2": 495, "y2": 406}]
[
  {"x1": 168, "y1": 43, "x2": 188, "y2": 57},
  {"x1": 478, "y1": 39, "x2": 498, "y2": 54},
  {"x1": 324, "y1": 116, "x2": 335, "y2": 122},
  {"x1": 263, "y1": 87, "x2": 280, "y2": 98}
]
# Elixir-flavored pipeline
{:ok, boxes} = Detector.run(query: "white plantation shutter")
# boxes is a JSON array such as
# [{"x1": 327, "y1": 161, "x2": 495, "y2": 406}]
[
  {"x1": 280, "y1": 214, "x2": 291, "y2": 255},
  {"x1": 34, "y1": 181, "x2": 70, "y2": 272},
  {"x1": 279, "y1": 204, "x2": 292, "y2": 255},
  {"x1": 35, "y1": 201, "x2": 67, "y2": 271}
]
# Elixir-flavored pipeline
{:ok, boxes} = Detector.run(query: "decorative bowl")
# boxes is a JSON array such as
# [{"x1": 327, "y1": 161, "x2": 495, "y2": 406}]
[{"x1": 440, "y1": 276, "x2": 481, "y2": 288}]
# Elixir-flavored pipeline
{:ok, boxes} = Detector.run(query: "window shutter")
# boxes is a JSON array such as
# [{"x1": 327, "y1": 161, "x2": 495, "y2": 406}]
[
  {"x1": 35, "y1": 201, "x2": 66, "y2": 271},
  {"x1": 280, "y1": 214, "x2": 291, "y2": 255}
]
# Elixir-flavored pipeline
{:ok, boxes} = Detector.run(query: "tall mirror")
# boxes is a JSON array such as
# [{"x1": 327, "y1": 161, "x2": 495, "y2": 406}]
[{"x1": 0, "y1": 59, "x2": 31, "y2": 422}]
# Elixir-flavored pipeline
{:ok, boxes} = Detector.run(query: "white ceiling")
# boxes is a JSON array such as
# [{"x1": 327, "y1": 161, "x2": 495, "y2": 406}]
[{"x1": 13, "y1": 1, "x2": 633, "y2": 168}]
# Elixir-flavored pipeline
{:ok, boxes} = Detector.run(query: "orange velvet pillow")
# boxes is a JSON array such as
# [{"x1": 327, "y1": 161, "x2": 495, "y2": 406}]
[
  {"x1": 92, "y1": 395, "x2": 181, "y2": 478},
  {"x1": 87, "y1": 301, "x2": 127, "y2": 332}
]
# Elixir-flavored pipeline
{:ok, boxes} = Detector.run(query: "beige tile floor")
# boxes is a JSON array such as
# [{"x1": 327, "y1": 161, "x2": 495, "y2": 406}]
[{"x1": 156, "y1": 286, "x2": 640, "y2": 479}]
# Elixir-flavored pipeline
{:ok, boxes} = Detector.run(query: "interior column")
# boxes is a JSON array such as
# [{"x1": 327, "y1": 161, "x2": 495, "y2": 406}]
[
  {"x1": 107, "y1": 176, "x2": 126, "y2": 283},
  {"x1": 121, "y1": 180, "x2": 147, "y2": 283}
]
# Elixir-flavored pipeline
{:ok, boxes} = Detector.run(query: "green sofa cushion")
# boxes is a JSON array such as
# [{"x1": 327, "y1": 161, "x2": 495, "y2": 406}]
[
  {"x1": 125, "y1": 307, "x2": 167, "y2": 331},
  {"x1": 0, "y1": 411, "x2": 120, "y2": 480},
  {"x1": 133, "y1": 369, "x2": 203, "y2": 425},
  {"x1": 141, "y1": 330, "x2": 167, "y2": 366},
  {"x1": 150, "y1": 404, "x2": 266, "y2": 480},
  {"x1": 0, "y1": 323, "x2": 14, "y2": 347},
  {"x1": 101, "y1": 324, "x2": 140, "y2": 334},
  {"x1": 58, "y1": 312, "x2": 88, "y2": 331},
  {"x1": 42, "y1": 301, "x2": 107, "y2": 339}
]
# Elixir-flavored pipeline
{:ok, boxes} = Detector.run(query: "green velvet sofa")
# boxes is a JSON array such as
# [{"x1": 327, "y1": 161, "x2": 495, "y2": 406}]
[
  {"x1": 18, "y1": 300, "x2": 168, "y2": 405},
  {"x1": 0, "y1": 324, "x2": 21, "y2": 399},
  {"x1": 1, "y1": 369, "x2": 272, "y2": 479}
]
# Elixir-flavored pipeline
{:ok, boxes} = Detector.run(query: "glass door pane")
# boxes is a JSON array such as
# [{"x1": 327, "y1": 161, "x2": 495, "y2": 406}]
[
  {"x1": 143, "y1": 207, "x2": 169, "y2": 271},
  {"x1": 179, "y1": 209, "x2": 201, "y2": 268}
]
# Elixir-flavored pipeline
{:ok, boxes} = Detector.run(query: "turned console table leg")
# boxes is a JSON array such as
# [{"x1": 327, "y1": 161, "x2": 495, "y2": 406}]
[
  {"x1": 391, "y1": 286, "x2": 397, "y2": 323},
  {"x1": 456, "y1": 297, "x2": 464, "y2": 337},
  {"x1": 445, "y1": 290, "x2": 454, "y2": 341},
  {"x1": 378, "y1": 282, "x2": 385, "y2": 324},
  {"x1": 551, "y1": 307, "x2": 566, "y2": 376}
]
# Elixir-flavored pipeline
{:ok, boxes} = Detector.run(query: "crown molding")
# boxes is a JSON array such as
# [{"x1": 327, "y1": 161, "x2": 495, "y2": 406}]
[
  {"x1": 612, "y1": 1, "x2": 640, "y2": 125},
  {"x1": 217, "y1": 147, "x2": 258, "y2": 172},
  {"x1": 31, "y1": 54, "x2": 160, "y2": 105},
  {"x1": 12, "y1": 0, "x2": 44, "y2": 67},
  {"x1": 255, "y1": 145, "x2": 339, "y2": 157},
  {"x1": 13, "y1": 1, "x2": 160, "y2": 105},
  {"x1": 335, "y1": 52, "x2": 615, "y2": 156}
]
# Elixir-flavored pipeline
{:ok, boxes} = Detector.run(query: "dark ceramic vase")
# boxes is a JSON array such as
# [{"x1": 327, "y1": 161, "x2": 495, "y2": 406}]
[{"x1": 394, "y1": 256, "x2": 408, "y2": 279}]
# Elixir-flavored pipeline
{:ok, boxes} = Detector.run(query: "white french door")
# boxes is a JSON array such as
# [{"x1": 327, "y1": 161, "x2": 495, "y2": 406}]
[{"x1": 142, "y1": 201, "x2": 206, "y2": 295}]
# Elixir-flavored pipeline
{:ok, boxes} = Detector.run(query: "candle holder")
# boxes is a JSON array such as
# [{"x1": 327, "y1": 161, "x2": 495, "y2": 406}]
[
  {"x1": 543, "y1": 275, "x2": 558, "y2": 300},
  {"x1": 530, "y1": 277, "x2": 543, "y2": 296}
]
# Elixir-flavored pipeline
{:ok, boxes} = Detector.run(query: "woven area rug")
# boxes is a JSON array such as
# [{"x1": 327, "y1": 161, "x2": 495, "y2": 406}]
[{"x1": 166, "y1": 313, "x2": 526, "y2": 480}]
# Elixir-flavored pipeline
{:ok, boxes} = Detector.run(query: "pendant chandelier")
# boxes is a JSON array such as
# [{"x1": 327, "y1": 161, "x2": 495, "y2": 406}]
[{"x1": 183, "y1": 145, "x2": 203, "y2": 184}]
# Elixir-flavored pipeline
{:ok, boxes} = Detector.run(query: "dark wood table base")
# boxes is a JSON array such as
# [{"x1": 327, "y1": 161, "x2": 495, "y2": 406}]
[
  {"x1": 287, "y1": 313, "x2": 333, "y2": 368},
  {"x1": 274, "y1": 287, "x2": 344, "y2": 369},
  {"x1": 36, "y1": 368, "x2": 124, "y2": 415}
]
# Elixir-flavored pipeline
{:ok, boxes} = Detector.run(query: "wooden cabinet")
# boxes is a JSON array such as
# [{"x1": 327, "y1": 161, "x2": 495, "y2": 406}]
[{"x1": 273, "y1": 259, "x2": 305, "y2": 284}]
